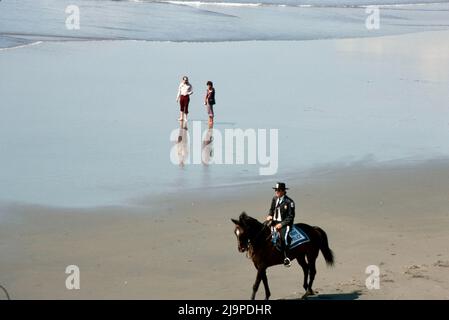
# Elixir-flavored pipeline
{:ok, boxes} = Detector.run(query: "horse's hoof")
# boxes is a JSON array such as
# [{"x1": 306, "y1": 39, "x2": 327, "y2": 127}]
[{"x1": 301, "y1": 289, "x2": 316, "y2": 299}]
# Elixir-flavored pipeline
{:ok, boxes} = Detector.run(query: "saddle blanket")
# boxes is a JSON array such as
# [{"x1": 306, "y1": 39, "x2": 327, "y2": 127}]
[{"x1": 272, "y1": 225, "x2": 310, "y2": 251}]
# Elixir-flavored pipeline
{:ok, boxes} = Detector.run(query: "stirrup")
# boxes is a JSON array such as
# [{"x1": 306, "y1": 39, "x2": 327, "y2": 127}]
[{"x1": 283, "y1": 257, "x2": 291, "y2": 267}]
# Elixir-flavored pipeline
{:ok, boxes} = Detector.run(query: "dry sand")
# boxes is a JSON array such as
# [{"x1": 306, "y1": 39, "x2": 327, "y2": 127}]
[{"x1": 0, "y1": 158, "x2": 448, "y2": 300}]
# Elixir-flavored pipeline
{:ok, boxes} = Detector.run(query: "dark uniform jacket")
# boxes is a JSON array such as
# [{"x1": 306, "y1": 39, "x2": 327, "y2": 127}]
[
  {"x1": 269, "y1": 195, "x2": 295, "y2": 228},
  {"x1": 206, "y1": 88, "x2": 216, "y2": 105}
]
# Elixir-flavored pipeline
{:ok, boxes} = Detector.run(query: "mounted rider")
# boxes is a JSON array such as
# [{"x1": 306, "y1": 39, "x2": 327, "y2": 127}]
[{"x1": 266, "y1": 182, "x2": 295, "y2": 267}]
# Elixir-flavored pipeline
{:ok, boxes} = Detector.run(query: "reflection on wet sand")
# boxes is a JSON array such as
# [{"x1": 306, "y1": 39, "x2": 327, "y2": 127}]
[
  {"x1": 175, "y1": 120, "x2": 215, "y2": 167},
  {"x1": 202, "y1": 124, "x2": 214, "y2": 166},
  {"x1": 177, "y1": 120, "x2": 189, "y2": 167}
]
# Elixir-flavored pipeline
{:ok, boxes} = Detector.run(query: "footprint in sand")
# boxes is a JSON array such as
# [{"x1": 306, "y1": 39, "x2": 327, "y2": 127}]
[
  {"x1": 380, "y1": 269, "x2": 395, "y2": 283},
  {"x1": 403, "y1": 264, "x2": 430, "y2": 279},
  {"x1": 433, "y1": 260, "x2": 449, "y2": 268}
]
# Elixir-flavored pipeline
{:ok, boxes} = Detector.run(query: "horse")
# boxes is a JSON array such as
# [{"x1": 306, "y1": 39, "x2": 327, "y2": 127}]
[{"x1": 231, "y1": 212, "x2": 334, "y2": 300}]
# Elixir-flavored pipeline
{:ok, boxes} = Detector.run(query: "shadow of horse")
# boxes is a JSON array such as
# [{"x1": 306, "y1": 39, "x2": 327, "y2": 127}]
[{"x1": 283, "y1": 290, "x2": 362, "y2": 300}]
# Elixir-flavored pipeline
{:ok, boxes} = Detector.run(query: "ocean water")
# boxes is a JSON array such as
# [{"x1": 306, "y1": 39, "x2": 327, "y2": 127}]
[
  {"x1": 1, "y1": 0, "x2": 449, "y2": 49},
  {"x1": 1, "y1": 1, "x2": 449, "y2": 207}
]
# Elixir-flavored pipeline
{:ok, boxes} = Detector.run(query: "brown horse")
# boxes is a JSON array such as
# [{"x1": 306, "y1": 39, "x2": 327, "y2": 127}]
[{"x1": 232, "y1": 212, "x2": 334, "y2": 300}]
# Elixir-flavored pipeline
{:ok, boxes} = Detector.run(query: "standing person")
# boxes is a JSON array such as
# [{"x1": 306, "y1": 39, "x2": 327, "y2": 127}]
[
  {"x1": 204, "y1": 81, "x2": 216, "y2": 127},
  {"x1": 176, "y1": 76, "x2": 193, "y2": 121},
  {"x1": 266, "y1": 182, "x2": 296, "y2": 267}
]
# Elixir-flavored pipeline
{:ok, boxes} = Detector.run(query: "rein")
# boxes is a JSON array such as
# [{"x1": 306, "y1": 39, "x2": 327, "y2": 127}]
[{"x1": 255, "y1": 221, "x2": 271, "y2": 240}]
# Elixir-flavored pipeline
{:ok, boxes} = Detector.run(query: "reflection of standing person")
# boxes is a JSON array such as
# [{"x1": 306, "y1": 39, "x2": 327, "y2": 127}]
[
  {"x1": 176, "y1": 76, "x2": 193, "y2": 121},
  {"x1": 202, "y1": 127, "x2": 214, "y2": 165},
  {"x1": 177, "y1": 121, "x2": 189, "y2": 167},
  {"x1": 204, "y1": 81, "x2": 215, "y2": 127}
]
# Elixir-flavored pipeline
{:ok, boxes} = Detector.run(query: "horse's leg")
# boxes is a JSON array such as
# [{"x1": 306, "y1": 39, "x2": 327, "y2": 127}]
[
  {"x1": 260, "y1": 269, "x2": 271, "y2": 300},
  {"x1": 251, "y1": 270, "x2": 262, "y2": 300},
  {"x1": 306, "y1": 252, "x2": 318, "y2": 296},
  {"x1": 296, "y1": 254, "x2": 309, "y2": 293}
]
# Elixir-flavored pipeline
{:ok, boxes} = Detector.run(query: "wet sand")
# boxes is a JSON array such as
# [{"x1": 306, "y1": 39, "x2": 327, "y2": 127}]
[
  {"x1": 2, "y1": 30, "x2": 449, "y2": 207},
  {"x1": 1, "y1": 26, "x2": 449, "y2": 300}
]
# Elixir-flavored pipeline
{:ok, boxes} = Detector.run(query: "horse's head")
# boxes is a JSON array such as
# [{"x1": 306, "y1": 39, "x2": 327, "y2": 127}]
[
  {"x1": 231, "y1": 212, "x2": 264, "y2": 253},
  {"x1": 231, "y1": 216, "x2": 248, "y2": 252}
]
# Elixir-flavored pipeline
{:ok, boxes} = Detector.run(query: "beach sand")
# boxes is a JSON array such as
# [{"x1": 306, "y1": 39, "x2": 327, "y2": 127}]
[
  {"x1": 1, "y1": 27, "x2": 449, "y2": 299},
  {"x1": 0, "y1": 159, "x2": 448, "y2": 300}
]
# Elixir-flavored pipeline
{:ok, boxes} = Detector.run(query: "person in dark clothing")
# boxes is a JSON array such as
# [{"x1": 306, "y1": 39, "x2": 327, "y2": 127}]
[
  {"x1": 266, "y1": 182, "x2": 296, "y2": 267},
  {"x1": 204, "y1": 81, "x2": 216, "y2": 127}
]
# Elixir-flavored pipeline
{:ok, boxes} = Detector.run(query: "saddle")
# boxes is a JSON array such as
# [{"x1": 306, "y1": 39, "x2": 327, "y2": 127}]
[{"x1": 271, "y1": 225, "x2": 310, "y2": 252}]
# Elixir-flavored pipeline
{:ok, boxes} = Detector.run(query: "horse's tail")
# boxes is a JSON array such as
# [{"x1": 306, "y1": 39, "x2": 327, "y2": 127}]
[{"x1": 314, "y1": 227, "x2": 334, "y2": 267}]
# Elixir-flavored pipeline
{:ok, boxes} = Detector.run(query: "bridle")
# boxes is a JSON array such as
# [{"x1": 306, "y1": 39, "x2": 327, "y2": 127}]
[{"x1": 240, "y1": 220, "x2": 272, "y2": 257}]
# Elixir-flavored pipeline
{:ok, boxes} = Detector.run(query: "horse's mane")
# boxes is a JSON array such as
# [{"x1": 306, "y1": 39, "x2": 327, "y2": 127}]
[
  {"x1": 239, "y1": 212, "x2": 263, "y2": 232},
  {"x1": 238, "y1": 212, "x2": 268, "y2": 250},
  {"x1": 239, "y1": 213, "x2": 315, "y2": 235}
]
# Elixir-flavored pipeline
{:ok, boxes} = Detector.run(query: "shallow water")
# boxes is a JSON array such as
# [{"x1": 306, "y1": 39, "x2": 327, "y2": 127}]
[
  {"x1": 1, "y1": 31, "x2": 449, "y2": 207},
  {"x1": 1, "y1": 0, "x2": 449, "y2": 49},
  {"x1": 1, "y1": 1, "x2": 449, "y2": 207}
]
